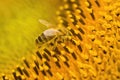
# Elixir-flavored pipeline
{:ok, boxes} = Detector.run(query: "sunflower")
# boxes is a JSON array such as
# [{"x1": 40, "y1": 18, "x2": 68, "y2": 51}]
[{"x1": 0, "y1": 0, "x2": 120, "y2": 80}]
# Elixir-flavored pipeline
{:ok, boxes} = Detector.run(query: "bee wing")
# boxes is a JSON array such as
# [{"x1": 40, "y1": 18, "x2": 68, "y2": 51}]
[
  {"x1": 43, "y1": 28, "x2": 60, "y2": 37},
  {"x1": 38, "y1": 19, "x2": 55, "y2": 28}
]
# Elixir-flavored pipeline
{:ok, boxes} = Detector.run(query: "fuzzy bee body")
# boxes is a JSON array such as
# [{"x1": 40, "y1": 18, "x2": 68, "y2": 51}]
[
  {"x1": 36, "y1": 19, "x2": 70, "y2": 47},
  {"x1": 36, "y1": 28, "x2": 62, "y2": 46}
]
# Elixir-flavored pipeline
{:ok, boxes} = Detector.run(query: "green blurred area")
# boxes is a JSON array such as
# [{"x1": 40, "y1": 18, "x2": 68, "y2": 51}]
[{"x1": 0, "y1": 0, "x2": 61, "y2": 74}]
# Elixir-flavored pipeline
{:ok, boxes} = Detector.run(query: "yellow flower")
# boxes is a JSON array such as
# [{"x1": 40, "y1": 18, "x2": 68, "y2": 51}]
[{"x1": 1, "y1": 0, "x2": 120, "y2": 80}]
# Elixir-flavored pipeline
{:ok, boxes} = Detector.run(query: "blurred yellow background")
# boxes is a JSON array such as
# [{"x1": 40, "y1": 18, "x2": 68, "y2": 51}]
[{"x1": 0, "y1": 0, "x2": 61, "y2": 74}]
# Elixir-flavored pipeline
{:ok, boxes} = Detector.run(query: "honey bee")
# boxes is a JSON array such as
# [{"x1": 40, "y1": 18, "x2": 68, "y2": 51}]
[
  {"x1": 36, "y1": 28, "x2": 62, "y2": 43},
  {"x1": 35, "y1": 19, "x2": 64, "y2": 46}
]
